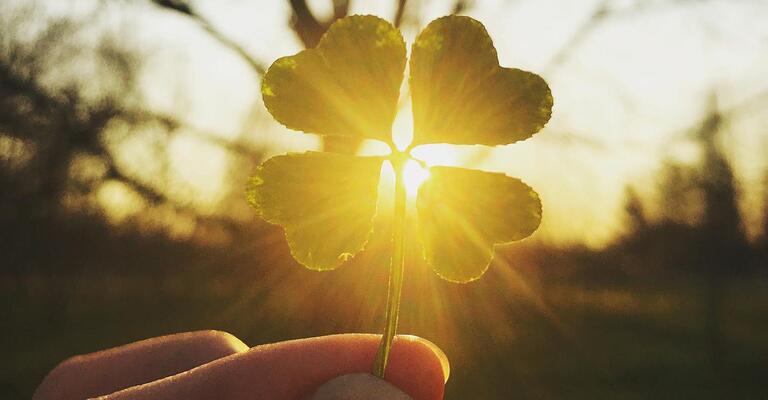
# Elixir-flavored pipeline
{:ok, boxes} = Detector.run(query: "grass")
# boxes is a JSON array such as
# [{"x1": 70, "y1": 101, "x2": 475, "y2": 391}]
[{"x1": 3, "y1": 271, "x2": 766, "y2": 399}]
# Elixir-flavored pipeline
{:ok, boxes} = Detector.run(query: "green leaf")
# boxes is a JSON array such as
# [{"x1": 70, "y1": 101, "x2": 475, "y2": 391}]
[
  {"x1": 261, "y1": 15, "x2": 406, "y2": 143},
  {"x1": 416, "y1": 166, "x2": 542, "y2": 282},
  {"x1": 409, "y1": 15, "x2": 553, "y2": 146},
  {"x1": 247, "y1": 152, "x2": 384, "y2": 270}
]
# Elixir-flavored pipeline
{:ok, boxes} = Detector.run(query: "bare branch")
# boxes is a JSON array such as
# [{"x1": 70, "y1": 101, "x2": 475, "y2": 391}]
[
  {"x1": 452, "y1": 0, "x2": 471, "y2": 15},
  {"x1": 151, "y1": 0, "x2": 266, "y2": 75},
  {"x1": 105, "y1": 160, "x2": 165, "y2": 204},
  {"x1": 544, "y1": 0, "x2": 609, "y2": 75},
  {"x1": 394, "y1": 0, "x2": 407, "y2": 27},
  {"x1": 117, "y1": 108, "x2": 261, "y2": 158},
  {"x1": 288, "y1": 0, "x2": 325, "y2": 48},
  {"x1": 333, "y1": 0, "x2": 350, "y2": 20}
]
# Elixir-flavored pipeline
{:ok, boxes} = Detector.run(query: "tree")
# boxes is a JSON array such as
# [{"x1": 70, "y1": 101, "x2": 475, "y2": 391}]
[
  {"x1": 693, "y1": 96, "x2": 750, "y2": 381},
  {"x1": 761, "y1": 172, "x2": 768, "y2": 258},
  {"x1": 656, "y1": 161, "x2": 702, "y2": 226},
  {"x1": 623, "y1": 186, "x2": 648, "y2": 233},
  {"x1": 0, "y1": 3, "x2": 262, "y2": 227}
]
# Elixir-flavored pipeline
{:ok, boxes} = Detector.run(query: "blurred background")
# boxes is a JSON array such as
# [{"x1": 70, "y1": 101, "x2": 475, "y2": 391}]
[{"x1": 2, "y1": 0, "x2": 767, "y2": 398}]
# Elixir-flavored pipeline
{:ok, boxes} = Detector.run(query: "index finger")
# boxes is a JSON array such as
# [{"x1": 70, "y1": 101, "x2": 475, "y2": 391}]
[
  {"x1": 33, "y1": 330, "x2": 248, "y2": 400},
  {"x1": 100, "y1": 334, "x2": 449, "y2": 400}
]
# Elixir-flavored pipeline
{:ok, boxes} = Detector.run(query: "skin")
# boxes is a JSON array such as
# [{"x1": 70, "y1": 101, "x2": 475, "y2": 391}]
[{"x1": 33, "y1": 331, "x2": 449, "y2": 400}]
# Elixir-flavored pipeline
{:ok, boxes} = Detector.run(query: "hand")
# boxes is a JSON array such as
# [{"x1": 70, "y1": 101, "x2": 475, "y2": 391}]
[{"x1": 33, "y1": 331, "x2": 449, "y2": 400}]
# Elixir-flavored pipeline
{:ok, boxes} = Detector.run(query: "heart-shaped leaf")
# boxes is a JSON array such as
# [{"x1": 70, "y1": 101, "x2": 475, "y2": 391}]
[
  {"x1": 247, "y1": 152, "x2": 384, "y2": 270},
  {"x1": 416, "y1": 166, "x2": 542, "y2": 282},
  {"x1": 261, "y1": 15, "x2": 406, "y2": 144},
  {"x1": 409, "y1": 15, "x2": 553, "y2": 146}
]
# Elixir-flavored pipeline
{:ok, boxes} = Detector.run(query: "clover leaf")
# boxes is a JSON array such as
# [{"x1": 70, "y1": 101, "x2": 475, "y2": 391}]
[
  {"x1": 249, "y1": 14, "x2": 552, "y2": 377},
  {"x1": 247, "y1": 152, "x2": 384, "y2": 270},
  {"x1": 411, "y1": 16, "x2": 552, "y2": 146},
  {"x1": 261, "y1": 15, "x2": 405, "y2": 143},
  {"x1": 417, "y1": 166, "x2": 542, "y2": 283}
]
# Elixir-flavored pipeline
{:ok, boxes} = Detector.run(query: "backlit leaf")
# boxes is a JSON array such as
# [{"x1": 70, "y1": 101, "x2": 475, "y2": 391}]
[
  {"x1": 262, "y1": 15, "x2": 406, "y2": 143},
  {"x1": 416, "y1": 166, "x2": 542, "y2": 282},
  {"x1": 247, "y1": 152, "x2": 384, "y2": 270},
  {"x1": 410, "y1": 15, "x2": 552, "y2": 146}
]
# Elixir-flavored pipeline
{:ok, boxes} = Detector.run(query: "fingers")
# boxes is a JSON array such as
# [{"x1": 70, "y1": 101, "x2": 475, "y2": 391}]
[
  {"x1": 100, "y1": 334, "x2": 449, "y2": 400},
  {"x1": 33, "y1": 330, "x2": 248, "y2": 400}
]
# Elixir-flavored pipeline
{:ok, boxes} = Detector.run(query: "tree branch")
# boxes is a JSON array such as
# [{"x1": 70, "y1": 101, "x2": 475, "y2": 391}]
[
  {"x1": 152, "y1": 0, "x2": 266, "y2": 75},
  {"x1": 394, "y1": 0, "x2": 407, "y2": 27},
  {"x1": 289, "y1": 0, "x2": 326, "y2": 48}
]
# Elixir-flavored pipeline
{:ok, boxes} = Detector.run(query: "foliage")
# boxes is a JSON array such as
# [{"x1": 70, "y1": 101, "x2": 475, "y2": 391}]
[
  {"x1": 249, "y1": 13, "x2": 552, "y2": 377},
  {"x1": 250, "y1": 15, "x2": 551, "y2": 281}
]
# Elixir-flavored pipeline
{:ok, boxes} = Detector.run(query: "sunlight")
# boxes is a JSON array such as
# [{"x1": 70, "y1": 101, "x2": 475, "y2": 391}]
[
  {"x1": 402, "y1": 159, "x2": 430, "y2": 197},
  {"x1": 391, "y1": 98, "x2": 414, "y2": 151},
  {"x1": 410, "y1": 144, "x2": 465, "y2": 167},
  {"x1": 96, "y1": 180, "x2": 146, "y2": 223}
]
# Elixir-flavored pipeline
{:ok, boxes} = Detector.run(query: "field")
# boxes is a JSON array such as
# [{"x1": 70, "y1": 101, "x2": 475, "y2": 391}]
[{"x1": 5, "y1": 270, "x2": 766, "y2": 399}]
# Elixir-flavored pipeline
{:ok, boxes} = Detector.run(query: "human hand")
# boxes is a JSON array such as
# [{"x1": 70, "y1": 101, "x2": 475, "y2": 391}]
[{"x1": 33, "y1": 331, "x2": 449, "y2": 400}]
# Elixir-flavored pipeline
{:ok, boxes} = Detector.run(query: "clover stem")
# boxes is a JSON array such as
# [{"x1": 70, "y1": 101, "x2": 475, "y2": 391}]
[{"x1": 372, "y1": 157, "x2": 408, "y2": 378}]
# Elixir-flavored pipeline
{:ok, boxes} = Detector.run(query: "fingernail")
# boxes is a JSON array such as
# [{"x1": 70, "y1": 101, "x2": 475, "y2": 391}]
[
  {"x1": 310, "y1": 373, "x2": 413, "y2": 400},
  {"x1": 399, "y1": 335, "x2": 451, "y2": 383}
]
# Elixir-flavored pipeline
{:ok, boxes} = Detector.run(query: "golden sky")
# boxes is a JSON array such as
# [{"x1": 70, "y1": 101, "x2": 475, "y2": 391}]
[{"x1": 33, "y1": 0, "x2": 768, "y2": 246}]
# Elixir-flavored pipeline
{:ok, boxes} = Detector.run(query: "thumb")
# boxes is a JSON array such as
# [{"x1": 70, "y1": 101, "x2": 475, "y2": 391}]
[{"x1": 310, "y1": 373, "x2": 413, "y2": 400}]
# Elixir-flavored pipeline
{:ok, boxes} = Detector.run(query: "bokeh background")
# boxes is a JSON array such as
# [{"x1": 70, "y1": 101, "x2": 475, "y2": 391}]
[{"x1": 2, "y1": 0, "x2": 768, "y2": 398}]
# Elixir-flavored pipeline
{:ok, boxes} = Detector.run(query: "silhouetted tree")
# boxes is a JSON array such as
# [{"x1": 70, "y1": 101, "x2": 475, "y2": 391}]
[
  {"x1": 761, "y1": 172, "x2": 768, "y2": 259},
  {"x1": 657, "y1": 161, "x2": 702, "y2": 226},
  {"x1": 0, "y1": 9, "x2": 140, "y2": 221},
  {"x1": 0, "y1": 4, "x2": 268, "y2": 279},
  {"x1": 616, "y1": 94, "x2": 754, "y2": 381},
  {"x1": 694, "y1": 97, "x2": 751, "y2": 380},
  {"x1": 623, "y1": 186, "x2": 648, "y2": 233}
]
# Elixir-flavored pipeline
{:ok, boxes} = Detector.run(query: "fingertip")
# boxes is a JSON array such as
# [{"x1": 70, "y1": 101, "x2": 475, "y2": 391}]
[
  {"x1": 384, "y1": 335, "x2": 449, "y2": 400},
  {"x1": 397, "y1": 335, "x2": 450, "y2": 383},
  {"x1": 195, "y1": 330, "x2": 250, "y2": 355}
]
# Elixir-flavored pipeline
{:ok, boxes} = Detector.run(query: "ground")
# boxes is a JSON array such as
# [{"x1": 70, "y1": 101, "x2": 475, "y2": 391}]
[{"x1": 4, "y1": 272, "x2": 766, "y2": 399}]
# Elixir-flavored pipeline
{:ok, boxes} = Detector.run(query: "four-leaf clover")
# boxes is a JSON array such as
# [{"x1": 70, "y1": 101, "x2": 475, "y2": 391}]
[{"x1": 248, "y1": 15, "x2": 552, "y2": 283}]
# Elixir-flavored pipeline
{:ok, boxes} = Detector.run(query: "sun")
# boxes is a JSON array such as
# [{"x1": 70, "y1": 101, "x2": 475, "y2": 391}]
[
  {"x1": 402, "y1": 159, "x2": 430, "y2": 197},
  {"x1": 360, "y1": 113, "x2": 463, "y2": 199}
]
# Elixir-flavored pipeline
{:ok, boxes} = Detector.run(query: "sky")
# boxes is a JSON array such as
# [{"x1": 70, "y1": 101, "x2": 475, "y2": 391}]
[{"x1": 30, "y1": 0, "x2": 768, "y2": 246}]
